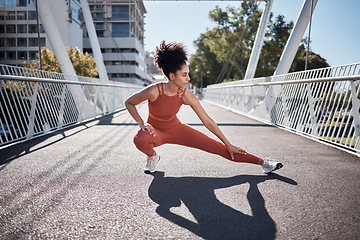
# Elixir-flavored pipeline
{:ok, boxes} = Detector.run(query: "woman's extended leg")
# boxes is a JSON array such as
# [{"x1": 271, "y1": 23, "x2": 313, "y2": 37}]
[{"x1": 164, "y1": 124, "x2": 260, "y2": 165}]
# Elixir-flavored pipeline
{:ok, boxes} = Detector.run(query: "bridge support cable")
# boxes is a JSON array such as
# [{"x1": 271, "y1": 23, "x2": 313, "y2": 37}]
[{"x1": 274, "y1": 0, "x2": 318, "y2": 76}]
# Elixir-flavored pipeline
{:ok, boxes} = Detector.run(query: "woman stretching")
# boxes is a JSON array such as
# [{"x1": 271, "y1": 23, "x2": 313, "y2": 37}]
[{"x1": 125, "y1": 41, "x2": 283, "y2": 174}]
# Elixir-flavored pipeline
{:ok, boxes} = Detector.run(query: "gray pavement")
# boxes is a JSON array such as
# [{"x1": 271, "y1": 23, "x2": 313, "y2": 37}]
[{"x1": 0, "y1": 101, "x2": 359, "y2": 240}]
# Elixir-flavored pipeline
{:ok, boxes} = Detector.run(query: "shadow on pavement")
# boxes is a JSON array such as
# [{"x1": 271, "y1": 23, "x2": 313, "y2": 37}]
[{"x1": 148, "y1": 172, "x2": 297, "y2": 240}]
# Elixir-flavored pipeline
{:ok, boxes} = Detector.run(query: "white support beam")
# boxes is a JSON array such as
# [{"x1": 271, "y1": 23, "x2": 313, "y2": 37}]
[
  {"x1": 35, "y1": 0, "x2": 96, "y2": 121},
  {"x1": 274, "y1": 0, "x2": 318, "y2": 76},
  {"x1": 244, "y1": 0, "x2": 273, "y2": 80},
  {"x1": 80, "y1": 0, "x2": 109, "y2": 83},
  {"x1": 36, "y1": 0, "x2": 77, "y2": 77}
]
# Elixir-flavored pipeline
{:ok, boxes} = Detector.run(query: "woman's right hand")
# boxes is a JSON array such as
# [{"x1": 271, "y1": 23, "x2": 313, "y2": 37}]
[{"x1": 140, "y1": 123, "x2": 156, "y2": 137}]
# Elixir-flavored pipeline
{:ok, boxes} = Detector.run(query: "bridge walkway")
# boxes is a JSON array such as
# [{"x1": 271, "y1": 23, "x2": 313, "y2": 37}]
[{"x1": 0, "y1": 101, "x2": 359, "y2": 239}]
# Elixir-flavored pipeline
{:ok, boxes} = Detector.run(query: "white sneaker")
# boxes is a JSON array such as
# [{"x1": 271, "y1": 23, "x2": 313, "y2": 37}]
[
  {"x1": 144, "y1": 151, "x2": 160, "y2": 173},
  {"x1": 262, "y1": 158, "x2": 283, "y2": 174}
]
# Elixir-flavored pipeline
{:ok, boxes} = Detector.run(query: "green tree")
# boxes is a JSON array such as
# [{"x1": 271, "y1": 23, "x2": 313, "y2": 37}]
[
  {"x1": 189, "y1": 4, "x2": 329, "y2": 87},
  {"x1": 28, "y1": 47, "x2": 98, "y2": 78},
  {"x1": 255, "y1": 14, "x2": 294, "y2": 77},
  {"x1": 190, "y1": 2, "x2": 262, "y2": 87},
  {"x1": 290, "y1": 42, "x2": 330, "y2": 72}
]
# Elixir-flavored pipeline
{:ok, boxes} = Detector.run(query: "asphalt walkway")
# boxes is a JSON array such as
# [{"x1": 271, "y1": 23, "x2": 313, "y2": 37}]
[{"x1": 0, "y1": 101, "x2": 359, "y2": 239}]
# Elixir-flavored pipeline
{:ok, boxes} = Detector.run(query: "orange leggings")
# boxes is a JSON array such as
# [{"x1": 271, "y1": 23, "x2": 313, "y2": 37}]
[{"x1": 134, "y1": 123, "x2": 260, "y2": 165}]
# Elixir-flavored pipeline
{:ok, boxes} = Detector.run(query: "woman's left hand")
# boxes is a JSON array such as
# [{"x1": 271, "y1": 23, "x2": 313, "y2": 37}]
[{"x1": 227, "y1": 144, "x2": 247, "y2": 160}]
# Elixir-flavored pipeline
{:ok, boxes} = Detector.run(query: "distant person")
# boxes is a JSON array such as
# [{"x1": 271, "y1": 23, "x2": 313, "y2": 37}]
[{"x1": 125, "y1": 41, "x2": 283, "y2": 174}]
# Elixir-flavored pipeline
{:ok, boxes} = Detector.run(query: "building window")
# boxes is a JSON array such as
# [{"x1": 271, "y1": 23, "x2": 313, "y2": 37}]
[
  {"x1": 28, "y1": 38, "x2": 45, "y2": 47},
  {"x1": 0, "y1": 0, "x2": 16, "y2": 7},
  {"x1": 18, "y1": 51, "x2": 27, "y2": 59},
  {"x1": 92, "y1": 12, "x2": 103, "y2": 21},
  {"x1": 28, "y1": 24, "x2": 44, "y2": 33},
  {"x1": 4, "y1": 1, "x2": 16, "y2": 7},
  {"x1": 29, "y1": 38, "x2": 38, "y2": 46},
  {"x1": 17, "y1": 24, "x2": 27, "y2": 33},
  {"x1": 6, "y1": 51, "x2": 16, "y2": 60},
  {"x1": 6, "y1": 25, "x2": 16, "y2": 33},
  {"x1": 17, "y1": 11, "x2": 27, "y2": 20},
  {"x1": 0, "y1": 39, "x2": 5, "y2": 47},
  {"x1": 29, "y1": 24, "x2": 37, "y2": 33},
  {"x1": 6, "y1": 38, "x2": 16, "y2": 47},
  {"x1": 0, "y1": 52, "x2": 5, "y2": 60},
  {"x1": 29, "y1": 51, "x2": 38, "y2": 59},
  {"x1": 95, "y1": 23, "x2": 105, "y2": 37},
  {"x1": 0, "y1": 25, "x2": 4, "y2": 33},
  {"x1": 28, "y1": 11, "x2": 37, "y2": 20},
  {"x1": 112, "y1": 6, "x2": 129, "y2": 20},
  {"x1": 112, "y1": 23, "x2": 129, "y2": 37},
  {"x1": 17, "y1": 0, "x2": 27, "y2": 7},
  {"x1": 18, "y1": 38, "x2": 27, "y2": 46},
  {"x1": 95, "y1": 23, "x2": 104, "y2": 30},
  {"x1": 6, "y1": 11, "x2": 16, "y2": 20},
  {"x1": 83, "y1": 48, "x2": 92, "y2": 54},
  {"x1": 96, "y1": 31, "x2": 104, "y2": 37},
  {"x1": 27, "y1": 0, "x2": 34, "y2": 7},
  {"x1": 69, "y1": 0, "x2": 83, "y2": 24},
  {"x1": 40, "y1": 38, "x2": 45, "y2": 46}
]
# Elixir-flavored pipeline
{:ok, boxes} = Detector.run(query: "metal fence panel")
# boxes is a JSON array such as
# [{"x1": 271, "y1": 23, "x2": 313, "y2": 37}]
[
  {"x1": 204, "y1": 63, "x2": 360, "y2": 155},
  {"x1": 0, "y1": 64, "x2": 142, "y2": 148}
]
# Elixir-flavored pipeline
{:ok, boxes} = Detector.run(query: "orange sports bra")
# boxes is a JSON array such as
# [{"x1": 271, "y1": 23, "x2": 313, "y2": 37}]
[{"x1": 148, "y1": 82, "x2": 186, "y2": 121}]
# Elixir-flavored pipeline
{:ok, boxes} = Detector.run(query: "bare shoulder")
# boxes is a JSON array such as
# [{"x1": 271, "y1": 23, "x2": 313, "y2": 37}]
[
  {"x1": 126, "y1": 82, "x2": 160, "y2": 104},
  {"x1": 143, "y1": 82, "x2": 159, "y2": 93},
  {"x1": 142, "y1": 82, "x2": 161, "y2": 102},
  {"x1": 183, "y1": 88, "x2": 200, "y2": 106}
]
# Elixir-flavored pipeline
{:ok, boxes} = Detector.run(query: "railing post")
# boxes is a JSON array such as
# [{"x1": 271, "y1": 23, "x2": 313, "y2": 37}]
[
  {"x1": 306, "y1": 83, "x2": 319, "y2": 136},
  {"x1": 280, "y1": 85, "x2": 290, "y2": 126},
  {"x1": 349, "y1": 81, "x2": 360, "y2": 149},
  {"x1": 26, "y1": 82, "x2": 40, "y2": 139},
  {"x1": 56, "y1": 84, "x2": 67, "y2": 128}
]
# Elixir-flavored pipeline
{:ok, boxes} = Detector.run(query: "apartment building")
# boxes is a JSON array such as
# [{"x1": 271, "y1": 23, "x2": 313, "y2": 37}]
[
  {"x1": 0, "y1": 0, "x2": 83, "y2": 66},
  {"x1": 0, "y1": 0, "x2": 151, "y2": 85},
  {"x1": 84, "y1": 0, "x2": 151, "y2": 84}
]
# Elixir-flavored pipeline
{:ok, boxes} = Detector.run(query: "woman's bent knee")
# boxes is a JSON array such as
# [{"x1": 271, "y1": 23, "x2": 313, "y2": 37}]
[{"x1": 134, "y1": 130, "x2": 152, "y2": 148}]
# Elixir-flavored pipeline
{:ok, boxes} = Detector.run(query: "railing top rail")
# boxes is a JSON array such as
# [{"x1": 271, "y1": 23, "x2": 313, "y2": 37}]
[
  {"x1": 207, "y1": 62, "x2": 360, "y2": 89},
  {"x1": 0, "y1": 74, "x2": 142, "y2": 89},
  {"x1": 206, "y1": 74, "x2": 360, "y2": 89},
  {"x1": 0, "y1": 63, "x2": 145, "y2": 88}
]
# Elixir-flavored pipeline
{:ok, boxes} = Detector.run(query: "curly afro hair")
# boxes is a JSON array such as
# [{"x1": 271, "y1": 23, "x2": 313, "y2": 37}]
[{"x1": 154, "y1": 41, "x2": 188, "y2": 79}]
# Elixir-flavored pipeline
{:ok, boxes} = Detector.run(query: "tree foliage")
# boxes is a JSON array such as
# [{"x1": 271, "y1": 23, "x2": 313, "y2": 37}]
[
  {"x1": 189, "y1": 3, "x2": 329, "y2": 88},
  {"x1": 27, "y1": 47, "x2": 98, "y2": 78}
]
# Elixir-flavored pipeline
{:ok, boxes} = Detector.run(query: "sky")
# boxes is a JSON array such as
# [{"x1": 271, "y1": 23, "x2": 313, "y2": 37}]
[{"x1": 142, "y1": 0, "x2": 360, "y2": 67}]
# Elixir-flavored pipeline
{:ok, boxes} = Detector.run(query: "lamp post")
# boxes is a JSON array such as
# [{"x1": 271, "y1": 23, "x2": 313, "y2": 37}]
[
  {"x1": 195, "y1": 69, "x2": 203, "y2": 98},
  {"x1": 35, "y1": 0, "x2": 42, "y2": 70},
  {"x1": 200, "y1": 70, "x2": 203, "y2": 97}
]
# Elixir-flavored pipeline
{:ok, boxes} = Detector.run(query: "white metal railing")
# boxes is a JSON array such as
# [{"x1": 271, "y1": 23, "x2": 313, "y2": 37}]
[
  {"x1": 204, "y1": 63, "x2": 360, "y2": 155},
  {"x1": 0, "y1": 64, "x2": 142, "y2": 148}
]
